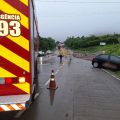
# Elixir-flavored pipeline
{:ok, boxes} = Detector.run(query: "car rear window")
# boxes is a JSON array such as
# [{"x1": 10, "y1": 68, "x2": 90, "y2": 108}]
[
  {"x1": 97, "y1": 55, "x2": 108, "y2": 60},
  {"x1": 110, "y1": 56, "x2": 120, "y2": 64}
]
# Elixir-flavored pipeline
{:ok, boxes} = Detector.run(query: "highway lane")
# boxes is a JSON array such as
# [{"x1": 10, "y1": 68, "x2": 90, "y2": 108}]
[{"x1": 1, "y1": 56, "x2": 120, "y2": 120}]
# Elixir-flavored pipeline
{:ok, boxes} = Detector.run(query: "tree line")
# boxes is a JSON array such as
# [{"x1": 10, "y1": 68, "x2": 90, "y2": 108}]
[
  {"x1": 39, "y1": 36, "x2": 56, "y2": 52},
  {"x1": 64, "y1": 34, "x2": 120, "y2": 50}
]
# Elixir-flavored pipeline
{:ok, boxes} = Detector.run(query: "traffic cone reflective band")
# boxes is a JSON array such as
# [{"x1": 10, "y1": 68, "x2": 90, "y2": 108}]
[
  {"x1": 0, "y1": 103, "x2": 25, "y2": 112},
  {"x1": 48, "y1": 70, "x2": 58, "y2": 90}
]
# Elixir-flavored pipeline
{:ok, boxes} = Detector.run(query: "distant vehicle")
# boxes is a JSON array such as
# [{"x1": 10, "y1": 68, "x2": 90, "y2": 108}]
[
  {"x1": 46, "y1": 50, "x2": 52, "y2": 54},
  {"x1": 38, "y1": 51, "x2": 45, "y2": 57},
  {"x1": 92, "y1": 54, "x2": 120, "y2": 70}
]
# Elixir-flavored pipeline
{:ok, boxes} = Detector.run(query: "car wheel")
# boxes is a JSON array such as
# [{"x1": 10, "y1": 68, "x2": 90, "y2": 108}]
[{"x1": 93, "y1": 62, "x2": 99, "y2": 68}]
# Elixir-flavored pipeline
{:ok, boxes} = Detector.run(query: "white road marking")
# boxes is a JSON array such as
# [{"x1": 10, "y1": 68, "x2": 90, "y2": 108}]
[
  {"x1": 55, "y1": 70, "x2": 59, "y2": 74},
  {"x1": 45, "y1": 79, "x2": 50, "y2": 86},
  {"x1": 103, "y1": 69, "x2": 120, "y2": 81},
  {"x1": 40, "y1": 63, "x2": 50, "y2": 65},
  {"x1": 34, "y1": 93, "x2": 40, "y2": 99}
]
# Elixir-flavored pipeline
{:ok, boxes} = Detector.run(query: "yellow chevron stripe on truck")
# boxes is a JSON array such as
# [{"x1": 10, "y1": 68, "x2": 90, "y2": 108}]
[
  {"x1": 13, "y1": 82, "x2": 30, "y2": 94},
  {"x1": 0, "y1": 0, "x2": 29, "y2": 29},
  {"x1": 20, "y1": 0, "x2": 28, "y2": 6},
  {"x1": 0, "y1": 45, "x2": 30, "y2": 72},
  {"x1": 0, "y1": 67, "x2": 16, "y2": 77},
  {"x1": 7, "y1": 35, "x2": 29, "y2": 51}
]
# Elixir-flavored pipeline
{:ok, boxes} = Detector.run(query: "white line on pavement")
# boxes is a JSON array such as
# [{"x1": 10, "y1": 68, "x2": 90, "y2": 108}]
[
  {"x1": 103, "y1": 69, "x2": 120, "y2": 81},
  {"x1": 34, "y1": 93, "x2": 40, "y2": 100},
  {"x1": 45, "y1": 79, "x2": 50, "y2": 86},
  {"x1": 55, "y1": 69, "x2": 59, "y2": 74}
]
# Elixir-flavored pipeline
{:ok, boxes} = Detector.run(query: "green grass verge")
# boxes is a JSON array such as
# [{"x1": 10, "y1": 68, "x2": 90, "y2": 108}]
[
  {"x1": 108, "y1": 70, "x2": 120, "y2": 79},
  {"x1": 114, "y1": 71, "x2": 120, "y2": 78},
  {"x1": 76, "y1": 44, "x2": 120, "y2": 56}
]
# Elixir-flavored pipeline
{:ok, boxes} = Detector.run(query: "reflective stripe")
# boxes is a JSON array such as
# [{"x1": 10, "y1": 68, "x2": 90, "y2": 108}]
[
  {"x1": 51, "y1": 78, "x2": 55, "y2": 81},
  {"x1": 16, "y1": 104, "x2": 25, "y2": 110},
  {"x1": 11, "y1": 104, "x2": 20, "y2": 110},
  {"x1": 51, "y1": 73, "x2": 54, "y2": 75},
  {"x1": 21, "y1": 104, "x2": 25, "y2": 107},
  {"x1": 0, "y1": 104, "x2": 25, "y2": 112},
  {"x1": 0, "y1": 105, "x2": 10, "y2": 111},
  {"x1": 6, "y1": 105, "x2": 15, "y2": 111},
  {"x1": 0, "y1": 107, "x2": 4, "y2": 112}
]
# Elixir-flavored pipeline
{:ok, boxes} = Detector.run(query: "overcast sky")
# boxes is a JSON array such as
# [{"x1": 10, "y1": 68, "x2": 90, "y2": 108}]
[{"x1": 34, "y1": 0, "x2": 120, "y2": 41}]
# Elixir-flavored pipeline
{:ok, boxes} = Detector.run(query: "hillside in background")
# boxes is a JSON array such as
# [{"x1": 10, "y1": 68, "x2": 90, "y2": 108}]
[{"x1": 64, "y1": 34, "x2": 120, "y2": 56}]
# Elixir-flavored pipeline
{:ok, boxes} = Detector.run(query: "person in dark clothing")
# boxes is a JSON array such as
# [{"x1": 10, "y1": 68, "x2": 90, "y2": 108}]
[{"x1": 59, "y1": 55, "x2": 63, "y2": 63}]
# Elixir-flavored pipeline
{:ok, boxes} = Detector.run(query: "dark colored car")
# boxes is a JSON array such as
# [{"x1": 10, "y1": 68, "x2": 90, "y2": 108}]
[{"x1": 92, "y1": 54, "x2": 120, "y2": 70}]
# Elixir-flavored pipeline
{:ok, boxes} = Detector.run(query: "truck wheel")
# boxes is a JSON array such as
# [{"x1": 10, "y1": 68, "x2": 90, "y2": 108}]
[{"x1": 93, "y1": 62, "x2": 99, "y2": 68}]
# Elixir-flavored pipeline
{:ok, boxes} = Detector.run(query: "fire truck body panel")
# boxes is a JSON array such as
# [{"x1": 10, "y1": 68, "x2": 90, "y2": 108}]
[{"x1": 0, "y1": 0, "x2": 39, "y2": 112}]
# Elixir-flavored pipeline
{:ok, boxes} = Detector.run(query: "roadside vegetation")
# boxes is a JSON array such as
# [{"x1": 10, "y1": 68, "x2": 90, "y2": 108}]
[
  {"x1": 65, "y1": 34, "x2": 120, "y2": 51},
  {"x1": 64, "y1": 33, "x2": 120, "y2": 56},
  {"x1": 64, "y1": 33, "x2": 120, "y2": 78},
  {"x1": 39, "y1": 36, "x2": 56, "y2": 52},
  {"x1": 76, "y1": 44, "x2": 120, "y2": 56},
  {"x1": 112, "y1": 70, "x2": 120, "y2": 78}
]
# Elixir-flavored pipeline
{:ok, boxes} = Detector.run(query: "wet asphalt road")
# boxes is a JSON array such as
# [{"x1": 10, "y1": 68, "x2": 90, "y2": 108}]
[{"x1": 1, "y1": 55, "x2": 120, "y2": 120}]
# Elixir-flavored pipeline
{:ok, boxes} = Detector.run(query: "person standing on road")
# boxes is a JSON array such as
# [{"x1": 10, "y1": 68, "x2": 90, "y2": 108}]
[{"x1": 58, "y1": 47, "x2": 64, "y2": 63}]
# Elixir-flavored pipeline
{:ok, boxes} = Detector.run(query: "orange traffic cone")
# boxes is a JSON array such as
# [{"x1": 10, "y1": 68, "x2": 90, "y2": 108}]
[{"x1": 48, "y1": 70, "x2": 58, "y2": 90}]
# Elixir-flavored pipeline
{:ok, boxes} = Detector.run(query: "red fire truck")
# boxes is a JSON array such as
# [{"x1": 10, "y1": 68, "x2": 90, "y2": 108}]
[{"x1": 0, "y1": 0, "x2": 39, "y2": 112}]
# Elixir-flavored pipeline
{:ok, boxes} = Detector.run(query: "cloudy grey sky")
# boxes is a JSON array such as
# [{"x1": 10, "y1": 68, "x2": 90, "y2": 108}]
[{"x1": 34, "y1": 0, "x2": 120, "y2": 41}]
